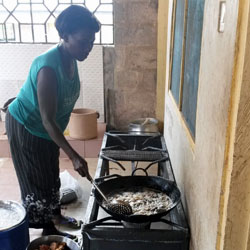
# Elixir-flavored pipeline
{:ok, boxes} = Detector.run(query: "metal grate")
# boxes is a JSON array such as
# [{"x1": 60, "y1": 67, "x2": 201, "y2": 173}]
[
  {"x1": 0, "y1": 0, "x2": 114, "y2": 44},
  {"x1": 101, "y1": 150, "x2": 167, "y2": 161}
]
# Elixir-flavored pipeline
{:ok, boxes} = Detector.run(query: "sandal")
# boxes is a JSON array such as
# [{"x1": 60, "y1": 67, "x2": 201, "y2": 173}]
[{"x1": 53, "y1": 215, "x2": 83, "y2": 230}]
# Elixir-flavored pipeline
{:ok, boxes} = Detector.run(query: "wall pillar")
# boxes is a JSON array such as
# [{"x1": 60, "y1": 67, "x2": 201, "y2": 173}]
[{"x1": 103, "y1": 0, "x2": 158, "y2": 130}]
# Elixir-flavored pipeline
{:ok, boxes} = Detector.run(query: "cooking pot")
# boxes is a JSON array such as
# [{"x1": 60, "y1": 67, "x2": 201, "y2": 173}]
[
  {"x1": 93, "y1": 174, "x2": 181, "y2": 223},
  {"x1": 128, "y1": 118, "x2": 159, "y2": 134},
  {"x1": 26, "y1": 235, "x2": 80, "y2": 250},
  {"x1": 0, "y1": 200, "x2": 30, "y2": 250},
  {"x1": 68, "y1": 108, "x2": 99, "y2": 140}
]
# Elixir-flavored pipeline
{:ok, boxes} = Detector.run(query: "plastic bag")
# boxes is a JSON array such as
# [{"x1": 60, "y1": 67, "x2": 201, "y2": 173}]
[{"x1": 59, "y1": 170, "x2": 83, "y2": 204}]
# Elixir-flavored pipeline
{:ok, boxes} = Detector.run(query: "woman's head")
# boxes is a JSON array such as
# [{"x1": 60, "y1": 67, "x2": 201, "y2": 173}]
[
  {"x1": 55, "y1": 5, "x2": 100, "y2": 38},
  {"x1": 55, "y1": 5, "x2": 100, "y2": 61}
]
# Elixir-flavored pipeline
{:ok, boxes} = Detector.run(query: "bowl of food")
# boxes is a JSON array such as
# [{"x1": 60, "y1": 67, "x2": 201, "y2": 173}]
[{"x1": 26, "y1": 235, "x2": 80, "y2": 250}]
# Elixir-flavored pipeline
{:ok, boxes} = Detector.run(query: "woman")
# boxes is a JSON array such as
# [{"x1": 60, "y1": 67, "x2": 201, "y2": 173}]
[{"x1": 5, "y1": 5, "x2": 100, "y2": 238}]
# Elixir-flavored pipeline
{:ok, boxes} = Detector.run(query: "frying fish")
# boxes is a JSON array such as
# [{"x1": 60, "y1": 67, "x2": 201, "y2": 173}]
[{"x1": 106, "y1": 187, "x2": 173, "y2": 215}]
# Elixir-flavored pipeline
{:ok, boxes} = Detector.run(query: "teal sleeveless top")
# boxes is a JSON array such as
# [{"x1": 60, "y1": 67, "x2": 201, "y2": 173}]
[{"x1": 9, "y1": 45, "x2": 80, "y2": 140}]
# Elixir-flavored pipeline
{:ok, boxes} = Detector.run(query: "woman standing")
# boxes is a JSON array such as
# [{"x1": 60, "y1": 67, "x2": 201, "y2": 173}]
[{"x1": 6, "y1": 5, "x2": 100, "y2": 238}]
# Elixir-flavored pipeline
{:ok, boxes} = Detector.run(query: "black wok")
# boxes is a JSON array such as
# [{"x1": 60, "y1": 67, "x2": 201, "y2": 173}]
[{"x1": 93, "y1": 174, "x2": 181, "y2": 223}]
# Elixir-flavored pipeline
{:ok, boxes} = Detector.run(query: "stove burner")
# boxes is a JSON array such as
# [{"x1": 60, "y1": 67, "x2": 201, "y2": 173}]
[
  {"x1": 82, "y1": 132, "x2": 190, "y2": 250},
  {"x1": 100, "y1": 132, "x2": 169, "y2": 172},
  {"x1": 104, "y1": 132, "x2": 164, "y2": 151},
  {"x1": 122, "y1": 220, "x2": 151, "y2": 229},
  {"x1": 101, "y1": 149, "x2": 167, "y2": 161},
  {"x1": 82, "y1": 216, "x2": 189, "y2": 250}
]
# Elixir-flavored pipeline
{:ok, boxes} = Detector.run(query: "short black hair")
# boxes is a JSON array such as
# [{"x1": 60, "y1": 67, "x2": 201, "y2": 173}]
[{"x1": 55, "y1": 5, "x2": 100, "y2": 38}]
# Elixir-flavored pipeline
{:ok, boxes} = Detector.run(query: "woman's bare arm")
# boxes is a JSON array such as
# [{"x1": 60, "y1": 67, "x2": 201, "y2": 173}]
[{"x1": 37, "y1": 67, "x2": 90, "y2": 179}]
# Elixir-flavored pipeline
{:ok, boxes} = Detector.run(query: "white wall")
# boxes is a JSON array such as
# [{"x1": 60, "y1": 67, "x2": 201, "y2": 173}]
[
  {"x1": 163, "y1": 1, "x2": 239, "y2": 250},
  {"x1": 0, "y1": 44, "x2": 104, "y2": 122}
]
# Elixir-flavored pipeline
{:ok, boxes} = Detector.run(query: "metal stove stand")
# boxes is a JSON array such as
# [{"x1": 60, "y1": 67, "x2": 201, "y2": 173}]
[{"x1": 82, "y1": 132, "x2": 190, "y2": 250}]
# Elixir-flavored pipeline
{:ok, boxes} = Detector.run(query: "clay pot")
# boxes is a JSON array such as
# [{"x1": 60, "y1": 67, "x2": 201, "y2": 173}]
[{"x1": 68, "y1": 108, "x2": 99, "y2": 140}]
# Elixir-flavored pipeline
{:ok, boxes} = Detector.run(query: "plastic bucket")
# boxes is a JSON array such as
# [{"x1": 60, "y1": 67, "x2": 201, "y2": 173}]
[
  {"x1": 0, "y1": 200, "x2": 30, "y2": 250},
  {"x1": 68, "y1": 108, "x2": 99, "y2": 140}
]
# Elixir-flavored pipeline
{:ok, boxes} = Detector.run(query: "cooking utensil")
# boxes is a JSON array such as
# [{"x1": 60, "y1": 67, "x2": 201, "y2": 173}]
[
  {"x1": 93, "y1": 174, "x2": 181, "y2": 223},
  {"x1": 0, "y1": 200, "x2": 29, "y2": 250},
  {"x1": 26, "y1": 235, "x2": 80, "y2": 250},
  {"x1": 89, "y1": 176, "x2": 133, "y2": 216},
  {"x1": 128, "y1": 118, "x2": 159, "y2": 134},
  {"x1": 69, "y1": 108, "x2": 99, "y2": 140},
  {"x1": 0, "y1": 200, "x2": 26, "y2": 231},
  {"x1": 141, "y1": 118, "x2": 150, "y2": 126}
]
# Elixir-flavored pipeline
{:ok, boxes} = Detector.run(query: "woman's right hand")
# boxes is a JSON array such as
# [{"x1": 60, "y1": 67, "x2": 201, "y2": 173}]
[{"x1": 71, "y1": 153, "x2": 91, "y2": 180}]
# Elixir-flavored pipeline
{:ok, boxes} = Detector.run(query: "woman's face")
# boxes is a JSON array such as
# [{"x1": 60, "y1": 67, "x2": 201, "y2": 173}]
[{"x1": 64, "y1": 28, "x2": 96, "y2": 61}]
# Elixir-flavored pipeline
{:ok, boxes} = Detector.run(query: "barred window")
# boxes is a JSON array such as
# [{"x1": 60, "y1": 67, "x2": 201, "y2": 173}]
[{"x1": 0, "y1": 0, "x2": 113, "y2": 44}]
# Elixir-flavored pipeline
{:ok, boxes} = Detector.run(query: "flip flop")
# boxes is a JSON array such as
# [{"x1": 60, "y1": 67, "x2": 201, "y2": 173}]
[{"x1": 54, "y1": 216, "x2": 83, "y2": 229}]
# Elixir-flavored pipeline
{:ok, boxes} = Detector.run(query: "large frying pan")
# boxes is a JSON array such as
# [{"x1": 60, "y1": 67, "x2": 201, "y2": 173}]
[{"x1": 93, "y1": 174, "x2": 181, "y2": 223}]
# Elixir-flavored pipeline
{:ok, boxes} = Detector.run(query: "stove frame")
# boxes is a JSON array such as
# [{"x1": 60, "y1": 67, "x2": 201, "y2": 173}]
[{"x1": 82, "y1": 132, "x2": 190, "y2": 250}]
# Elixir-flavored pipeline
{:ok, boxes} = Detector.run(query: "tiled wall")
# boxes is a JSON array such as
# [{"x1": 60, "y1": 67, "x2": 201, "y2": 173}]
[{"x1": 0, "y1": 44, "x2": 104, "y2": 122}]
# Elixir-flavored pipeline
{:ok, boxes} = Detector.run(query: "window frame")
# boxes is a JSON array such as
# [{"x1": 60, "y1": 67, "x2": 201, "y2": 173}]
[
  {"x1": 168, "y1": 0, "x2": 205, "y2": 140},
  {"x1": 0, "y1": 0, "x2": 114, "y2": 45}
]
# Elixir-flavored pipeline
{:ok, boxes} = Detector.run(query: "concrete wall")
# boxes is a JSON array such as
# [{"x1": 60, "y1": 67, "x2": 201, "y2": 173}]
[
  {"x1": 103, "y1": 0, "x2": 158, "y2": 130},
  {"x1": 156, "y1": 0, "x2": 169, "y2": 132},
  {"x1": 221, "y1": 1, "x2": 250, "y2": 249},
  {"x1": 163, "y1": 1, "x2": 239, "y2": 250}
]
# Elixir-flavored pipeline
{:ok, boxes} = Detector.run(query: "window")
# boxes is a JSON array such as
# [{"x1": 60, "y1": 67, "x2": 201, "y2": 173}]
[
  {"x1": 170, "y1": 0, "x2": 205, "y2": 138},
  {"x1": 0, "y1": 0, "x2": 113, "y2": 44}
]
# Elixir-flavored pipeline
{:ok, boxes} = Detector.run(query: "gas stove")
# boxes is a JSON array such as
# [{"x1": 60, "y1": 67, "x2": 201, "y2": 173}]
[
  {"x1": 100, "y1": 131, "x2": 169, "y2": 173},
  {"x1": 82, "y1": 131, "x2": 190, "y2": 250}
]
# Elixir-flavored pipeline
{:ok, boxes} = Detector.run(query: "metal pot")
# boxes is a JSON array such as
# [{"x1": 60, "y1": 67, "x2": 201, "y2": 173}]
[
  {"x1": 0, "y1": 200, "x2": 30, "y2": 250},
  {"x1": 27, "y1": 235, "x2": 80, "y2": 250},
  {"x1": 93, "y1": 174, "x2": 181, "y2": 223},
  {"x1": 128, "y1": 118, "x2": 159, "y2": 134}
]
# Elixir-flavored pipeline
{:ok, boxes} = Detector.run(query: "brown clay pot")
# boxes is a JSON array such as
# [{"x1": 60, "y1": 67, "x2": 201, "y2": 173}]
[{"x1": 68, "y1": 108, "x2": 99, "y2": 140}]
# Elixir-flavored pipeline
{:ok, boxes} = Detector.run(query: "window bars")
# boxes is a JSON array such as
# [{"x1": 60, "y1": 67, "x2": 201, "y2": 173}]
[{"x1": 0, "y1": 0, "x2": 113, "y2": 44}]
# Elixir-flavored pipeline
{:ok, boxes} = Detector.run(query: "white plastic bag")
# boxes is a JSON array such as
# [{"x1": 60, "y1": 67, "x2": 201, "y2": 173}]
[{"x1": 60, "y1": 170, "x2": 83, "y2": 201}]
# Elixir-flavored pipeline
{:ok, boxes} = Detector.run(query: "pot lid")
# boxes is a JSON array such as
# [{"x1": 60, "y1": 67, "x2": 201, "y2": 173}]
[{"x1": 0, "y1": 200, "x2": 26, "y2": 231}]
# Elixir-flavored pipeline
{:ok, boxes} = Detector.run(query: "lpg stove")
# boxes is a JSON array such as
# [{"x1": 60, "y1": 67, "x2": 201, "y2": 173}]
[{"x1": 82, "y1": 131, "x2": 190, "y2": 250}]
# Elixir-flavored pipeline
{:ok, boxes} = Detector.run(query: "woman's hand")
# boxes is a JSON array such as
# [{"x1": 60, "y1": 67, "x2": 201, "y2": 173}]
[{"x1": 71, "y1": 153, "x2": 91, "y2": 180}]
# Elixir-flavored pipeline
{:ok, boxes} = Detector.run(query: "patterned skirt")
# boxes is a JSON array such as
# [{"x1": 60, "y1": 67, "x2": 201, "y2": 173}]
[{"x1": 5, "y1": 110, "x2": 61, "y2": 228}]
